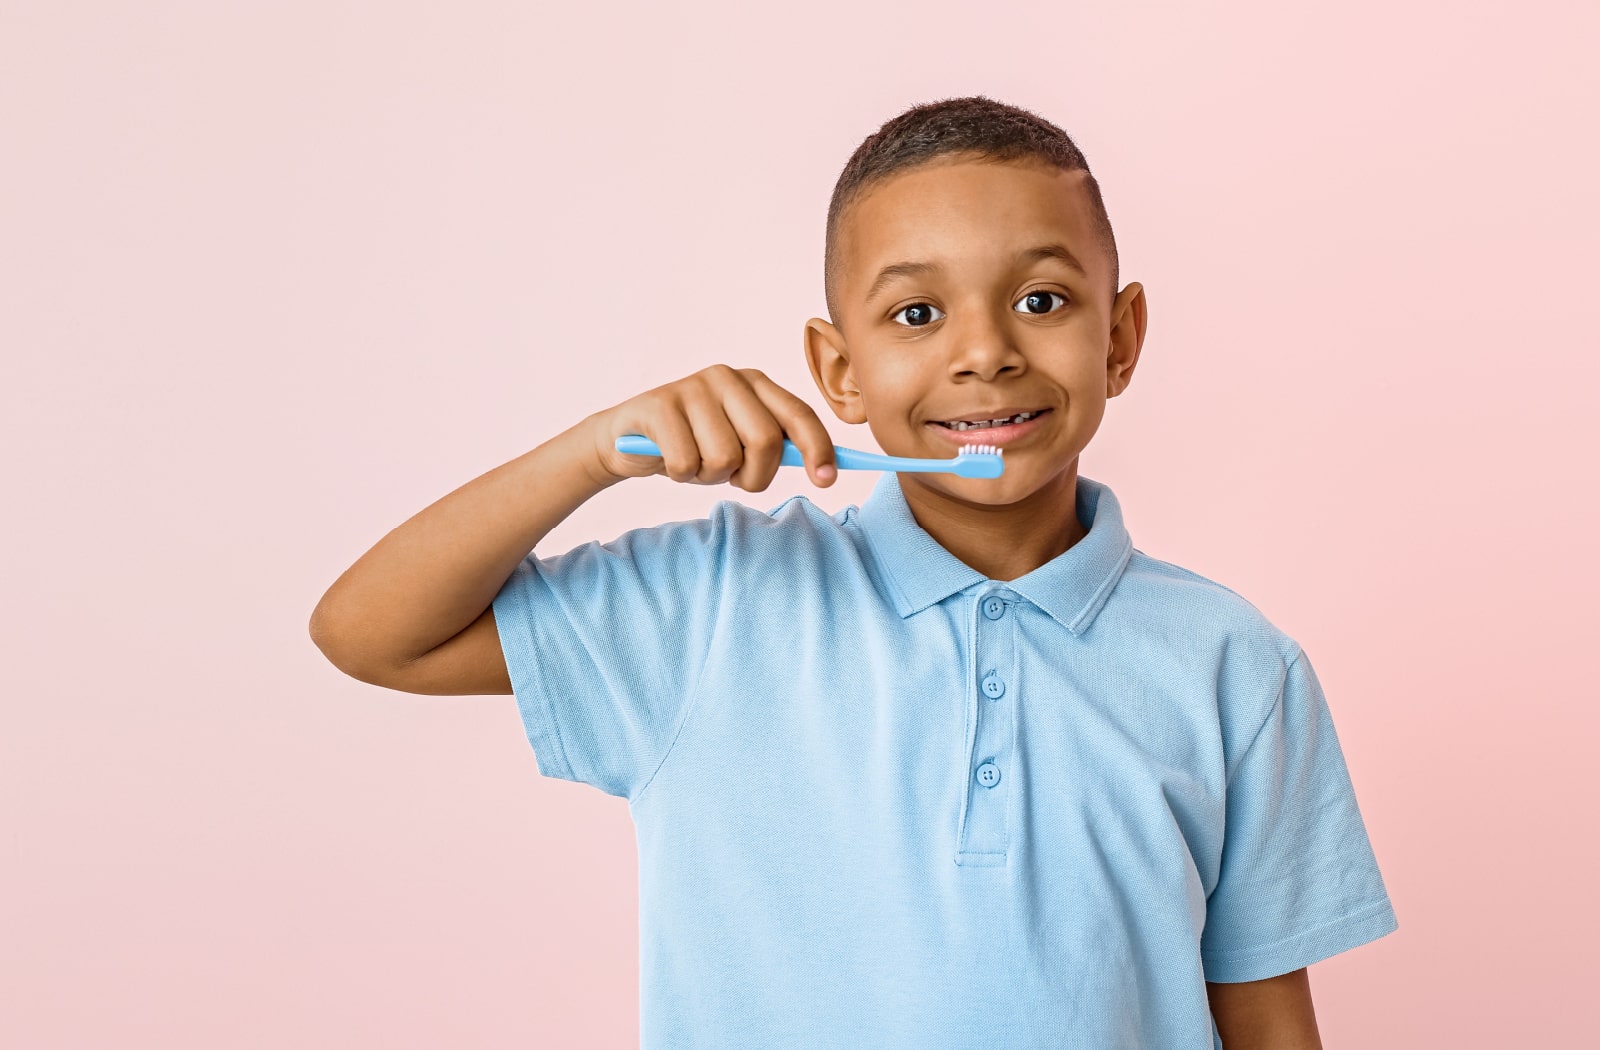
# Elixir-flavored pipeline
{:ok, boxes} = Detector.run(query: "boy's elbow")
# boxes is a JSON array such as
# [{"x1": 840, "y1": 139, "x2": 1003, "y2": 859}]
[
  {"x1": 310, "y1": 629, "x2": 400, "y2": 687},
  {"x1": 309, "y1": 603, "x2": 511, "y2": 696},
  {"x1": 308, "y1": 601, "x2": 381, "y2": 681},
  {"x1": 309, "y1": 618, "x2": 358, "y2": 678}
]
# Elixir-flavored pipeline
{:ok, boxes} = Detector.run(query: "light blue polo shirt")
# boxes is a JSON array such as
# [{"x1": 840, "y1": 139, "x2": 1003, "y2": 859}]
[{"x1": 492, "y1": 470, "x2": 1398, "y2": 1049}]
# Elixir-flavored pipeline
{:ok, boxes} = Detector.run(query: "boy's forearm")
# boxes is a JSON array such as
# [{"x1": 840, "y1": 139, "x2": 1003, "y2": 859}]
[{"x1": 308, "y1": 417, "x2": 624, "y2": 677}]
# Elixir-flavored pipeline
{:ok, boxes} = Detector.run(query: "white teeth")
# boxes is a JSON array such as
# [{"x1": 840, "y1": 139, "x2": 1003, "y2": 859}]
[{"x1": 939, "y1": 410, "x2": 1041, "y2": 431}]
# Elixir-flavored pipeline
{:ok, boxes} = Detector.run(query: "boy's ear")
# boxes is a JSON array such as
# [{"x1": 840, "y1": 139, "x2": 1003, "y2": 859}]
[
  {"x1": 803, "y1": 317, "x2": 867, "y2": 424},
  {"x1": 1106, "y1": 281, "x2": 1148, "y2": 400}
]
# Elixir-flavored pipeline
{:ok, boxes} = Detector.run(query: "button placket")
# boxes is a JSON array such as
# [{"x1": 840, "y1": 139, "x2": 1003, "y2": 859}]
[{"x1": 956, "y1": 588, "x2": 1015, "y2": 866}]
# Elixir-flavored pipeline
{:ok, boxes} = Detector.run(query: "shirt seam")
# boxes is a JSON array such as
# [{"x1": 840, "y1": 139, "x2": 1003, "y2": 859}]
[
  {"x1": 628, "y1": 506, "x2": 731, "y2": 808},
  {"x1": 499, "y1": 570, "x2": 581, "y2": 782},
  {"x1": 1225, "y1": 641, "x2": 1306, "y2": 791},
  {"x1": 531, "y1": 657, "x2": 580, "y2": 781}
]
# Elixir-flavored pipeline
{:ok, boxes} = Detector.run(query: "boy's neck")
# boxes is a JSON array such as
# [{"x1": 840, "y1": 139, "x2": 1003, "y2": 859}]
[{"x1": 898, "y1": 463, "x2": 1090, "y2": 583}]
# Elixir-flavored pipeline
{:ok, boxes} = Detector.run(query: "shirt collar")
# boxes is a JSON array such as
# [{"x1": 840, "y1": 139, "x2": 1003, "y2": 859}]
[{"x1": 856, "y1": 470, "x2": 1134, "y2": 635}]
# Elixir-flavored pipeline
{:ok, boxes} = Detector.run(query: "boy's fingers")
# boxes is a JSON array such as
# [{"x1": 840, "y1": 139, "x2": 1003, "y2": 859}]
[
  {"x1": 744, "y1": 371, "x2": 836, "y2": 487},
  {"x1": 683, "y1": 395, "x2": 746, "y2": 485},
  {"x1": 719, "y1": 385, "x2": 787, "y2": 491},
  {"x1": 651, "y1": 401, "x2": 703, "y2": 483}
]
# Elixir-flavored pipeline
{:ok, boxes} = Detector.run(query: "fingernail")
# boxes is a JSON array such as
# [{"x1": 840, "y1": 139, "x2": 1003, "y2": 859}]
[{"x1": 818, "y1": 464, "x2": 836, "y2": 482}]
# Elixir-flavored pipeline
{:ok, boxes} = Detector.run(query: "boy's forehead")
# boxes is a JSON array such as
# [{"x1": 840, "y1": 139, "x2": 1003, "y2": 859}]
[{"x1": 841, "y1": 158, "x2": 1100, "y2": 295}]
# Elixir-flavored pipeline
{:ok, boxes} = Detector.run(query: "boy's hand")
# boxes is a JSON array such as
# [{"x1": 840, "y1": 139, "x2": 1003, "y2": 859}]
[{"x1": 581, "y1": 365, "x2": 838, "y2": 492}]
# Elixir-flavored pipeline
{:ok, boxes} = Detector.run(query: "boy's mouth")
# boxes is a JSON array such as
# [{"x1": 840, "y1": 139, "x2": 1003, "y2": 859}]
[
  {"x1": 926, "y1": 407, "x2": 1051, "y2": 446},
  {"x1": 931, "y1": 408, "x2": 1048, "y2": 431}
]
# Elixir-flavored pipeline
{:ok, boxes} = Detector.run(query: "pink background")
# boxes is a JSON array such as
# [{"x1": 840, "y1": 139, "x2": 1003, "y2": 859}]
[{"x1": 4, "y1": 1, "x2": 1596, "y2": 1046}]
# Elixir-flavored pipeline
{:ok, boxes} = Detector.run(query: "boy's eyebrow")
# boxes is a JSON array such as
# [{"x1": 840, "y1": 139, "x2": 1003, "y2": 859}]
[{"x1": 863, "y1": 242, "x2": 1089, "y2": 304}]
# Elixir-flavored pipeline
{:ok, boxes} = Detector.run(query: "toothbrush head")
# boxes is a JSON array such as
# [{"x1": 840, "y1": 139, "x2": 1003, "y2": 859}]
[{"x1": 951, "y1": 442, "x2": 1005, "y2": 478}]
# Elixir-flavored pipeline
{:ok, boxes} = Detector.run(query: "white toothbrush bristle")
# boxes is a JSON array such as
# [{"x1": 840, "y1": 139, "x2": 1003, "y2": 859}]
[{"x1": 959, "y1": 442, "x2": 1002, "y2": 456}]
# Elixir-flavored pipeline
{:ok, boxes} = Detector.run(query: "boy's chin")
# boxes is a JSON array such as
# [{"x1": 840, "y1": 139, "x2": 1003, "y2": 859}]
[{"x1": 907, "y1": 470, "x2": 1038, "y2": 503}]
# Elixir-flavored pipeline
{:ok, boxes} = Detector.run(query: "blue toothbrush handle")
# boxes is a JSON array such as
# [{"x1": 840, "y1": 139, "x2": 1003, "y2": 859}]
[
  {"x1": 615, "y1": 433, "x2": 662, "y2": 456},
  {"x1": 614, "y1": 433, "x2": 811, "y2": 464}
]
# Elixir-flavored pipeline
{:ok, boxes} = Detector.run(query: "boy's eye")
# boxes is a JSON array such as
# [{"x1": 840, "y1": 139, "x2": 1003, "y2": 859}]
[
  {"x1": 891, "y1": 302, "x2": 945, "y2": 327},
  {"x1": 890, "y1": 291, "x2": 1070, "y2": 327},
  {"x1": 1015, "y1": 290, "x2": 1069, "y2": 315}
]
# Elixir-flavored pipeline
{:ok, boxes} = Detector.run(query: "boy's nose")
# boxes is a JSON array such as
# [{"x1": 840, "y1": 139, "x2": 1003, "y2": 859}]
[
  {"x1": 944, "y1": 338, "x2": 1027, "y2": 380},
  {"x1": 936, "y1": 307, "x2": 1028, "y2": 379}
]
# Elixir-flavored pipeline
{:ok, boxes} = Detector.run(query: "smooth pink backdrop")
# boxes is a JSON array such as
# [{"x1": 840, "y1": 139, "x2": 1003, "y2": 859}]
[{"x1": 4, "y1": 1, "x2": 1596, "y2": 1046}]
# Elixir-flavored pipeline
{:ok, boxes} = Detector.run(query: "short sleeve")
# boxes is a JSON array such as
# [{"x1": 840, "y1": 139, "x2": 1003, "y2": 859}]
[
  {"x1": 1200, "y1": 646, "x2": 1399, "y2": 982},
  {"x1": 491, "y1": 503, "x2": 735, "y2": 801}
]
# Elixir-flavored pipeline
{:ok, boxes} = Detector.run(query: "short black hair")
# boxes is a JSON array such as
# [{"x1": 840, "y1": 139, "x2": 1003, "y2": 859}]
[{"x1": 824, "y1": 95, "x2": 1119, "y2": 324}]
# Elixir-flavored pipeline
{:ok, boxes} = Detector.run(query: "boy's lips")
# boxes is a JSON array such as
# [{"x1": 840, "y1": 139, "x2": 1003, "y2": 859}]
[{"x1": 925, "y1": 408, "x2": 1052, "y2": 447}]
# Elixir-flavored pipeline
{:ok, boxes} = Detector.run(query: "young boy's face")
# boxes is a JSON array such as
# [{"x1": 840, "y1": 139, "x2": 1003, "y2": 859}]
[{"x1": 805, "y1": 155, "x2": 1146, "y2": 511}]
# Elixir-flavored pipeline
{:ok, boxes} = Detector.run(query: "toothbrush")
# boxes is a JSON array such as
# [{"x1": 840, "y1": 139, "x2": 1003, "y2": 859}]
[{"x1": 614, "y1": 434, "x2": 1004, "y2": 478}]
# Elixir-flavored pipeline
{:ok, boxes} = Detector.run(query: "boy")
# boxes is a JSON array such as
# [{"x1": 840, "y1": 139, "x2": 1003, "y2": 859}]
[{"x1": 310, "y1": 96, "x2": 1398, "y2": 1049}]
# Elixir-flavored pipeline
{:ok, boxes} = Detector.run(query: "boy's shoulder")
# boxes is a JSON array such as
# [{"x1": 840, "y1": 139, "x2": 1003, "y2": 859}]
[
  {"x1": 1121, "y1": 546, "x2": 1303, "y2": 665},
  {"x1": 599, "y1": 491, "x2": 847, "y2": 545},
  {"x1": 694, "y1": 491, "x2": 861, "y2": 540},
  {"x1": 713, "y1": 490, "x2": 867, "y2": 560},
  {"x1": 605, "y1": 492, "x2": 859, "y2": 570}
]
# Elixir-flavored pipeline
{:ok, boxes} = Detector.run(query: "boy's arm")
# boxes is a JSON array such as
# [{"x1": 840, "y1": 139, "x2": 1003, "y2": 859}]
[
  {"x1": 308, "y1": 418, "x2": 623, "y2": 693},
  {"x1": 309, "y1": 366, "x2": 839, "y2": 697},
  {"x1": 1206, "y1": 968, "x2": 1322, "y2": 1050}
]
